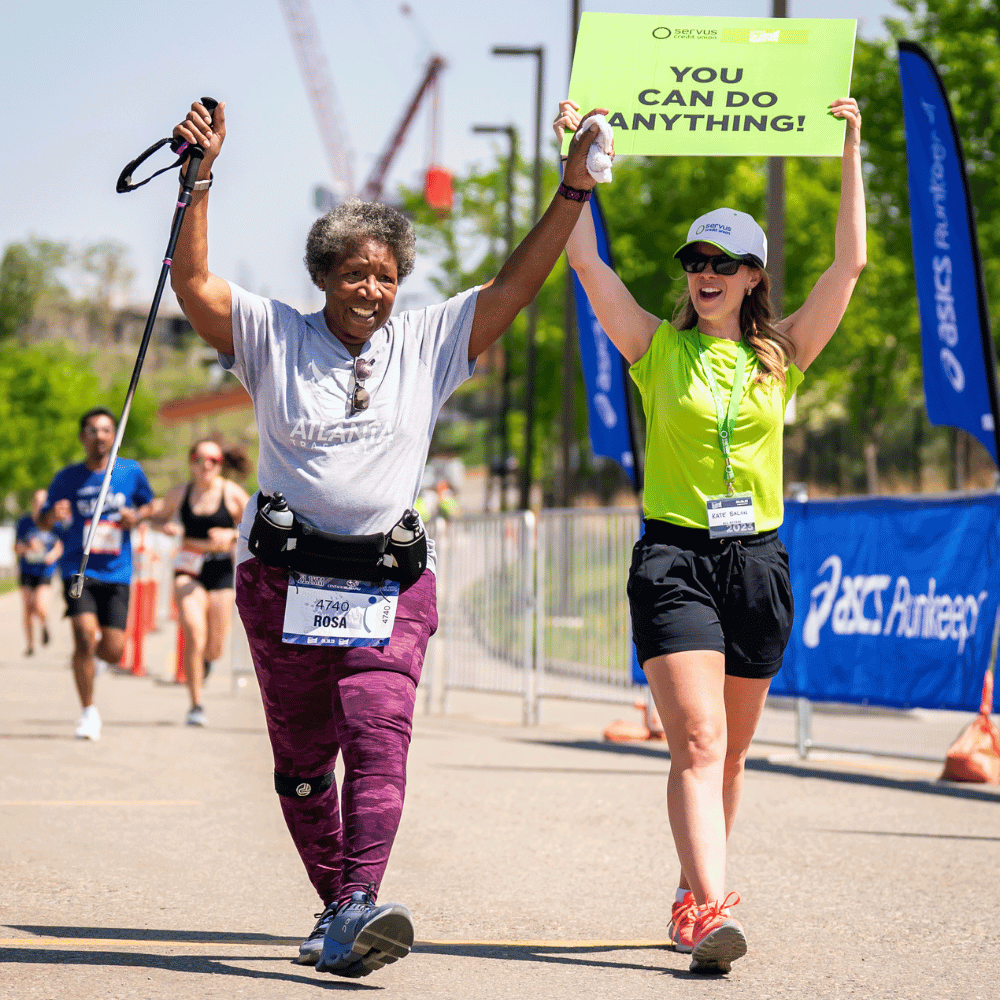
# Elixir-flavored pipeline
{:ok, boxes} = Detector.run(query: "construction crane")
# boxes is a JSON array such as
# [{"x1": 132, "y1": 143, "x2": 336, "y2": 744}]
[
  {"x1": 279, "y1": 0, "x2": 452, "y2": 210},
  {"x1": 359, "y1": 55, "x2": 447, "y2": 204},
  {"x1": 278, "y1": 0, "x2": 354, "y2": 200}
]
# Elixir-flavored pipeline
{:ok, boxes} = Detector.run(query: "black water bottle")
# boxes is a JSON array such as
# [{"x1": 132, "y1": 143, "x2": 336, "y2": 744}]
[
  {"x1": 262, "y1": 492, "x2": 294, "y2": 530},
  {"x1": 389, "y1": 509, "x2": 427, "y2": 582},
  {"x1": 249, "y1": 492, "x2": 294, "y2": 565}
]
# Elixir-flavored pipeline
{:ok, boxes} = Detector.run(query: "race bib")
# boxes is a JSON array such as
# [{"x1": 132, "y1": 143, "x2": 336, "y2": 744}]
[
  {"x1": 174, "y1": 548, "x2": 205, "y2": 576},
  {"x1": 84, "y1": 519, "x2": 123, "y2": 555},
  {"x1": 24, "y1": 546, "x2": 46, "y2": 565},
  {"x1": 282, "y1": 574, "x2": 399, "y2": 648},
  {"x1": 706, "y1": 493, "x2": 757, "y2": 539}
]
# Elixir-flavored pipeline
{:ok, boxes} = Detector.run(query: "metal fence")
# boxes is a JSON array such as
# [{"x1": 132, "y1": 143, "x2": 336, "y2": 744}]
[
  {"x1": 429, "y1": 509, "x2": 645, "y2": 723},
  {"x1": 535, "y1": 509, "x2": 642, "y2": 708},
  {"x1": 430, "y1": 512, "x2": 537, "y2": 722},
  {"x1": 427, "y1": 507, "x2": 969, "y2": 764}
]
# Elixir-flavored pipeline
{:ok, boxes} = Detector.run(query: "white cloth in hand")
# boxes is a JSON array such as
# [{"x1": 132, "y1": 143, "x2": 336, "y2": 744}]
[{"x1": 578, "y1": 114, "x2": 613, "y2": 183}]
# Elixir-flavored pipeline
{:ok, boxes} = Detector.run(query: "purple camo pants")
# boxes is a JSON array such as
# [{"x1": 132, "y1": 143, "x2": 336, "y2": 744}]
[{"x1": 235, "y1": 558, "x2": 438, "y2": 906}]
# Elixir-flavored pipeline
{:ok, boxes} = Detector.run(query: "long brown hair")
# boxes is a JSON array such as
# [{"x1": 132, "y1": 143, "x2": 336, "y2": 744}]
[
  {"x1": 189, "y1": 437, "x2": 251, "y2": 479},
  {"x1": 671, "y1": 268, "x2": 795, "y2": 387}
]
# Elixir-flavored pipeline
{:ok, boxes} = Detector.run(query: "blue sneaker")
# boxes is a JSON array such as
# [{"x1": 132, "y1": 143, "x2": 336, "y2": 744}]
[
  {"x1": 315, "y1": 888, "x2": 414, "y2": 977},
  {"x1": 295, "y1": 900, "x2": 339, "y2": 966}
]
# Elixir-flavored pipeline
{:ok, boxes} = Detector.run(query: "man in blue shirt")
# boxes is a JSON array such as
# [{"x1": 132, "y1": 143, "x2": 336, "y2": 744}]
[
  {"x1": 39, "y1": 407, "x2": 155, "y2": 740},
  {"x1": 14, "y1": 489, "x2": 63, "y2": 656}
]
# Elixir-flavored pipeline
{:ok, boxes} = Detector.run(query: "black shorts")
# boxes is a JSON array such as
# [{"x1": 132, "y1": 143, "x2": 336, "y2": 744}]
[
  {"x1": 627, "y1": 519, "x2": 794, "y2": 680},
  {"x1": 63, "y1": 577, "x2": 131, "y2": 630},
  {"x1": 20, "y1": 571, "x2": 52, "y2": 589},
  {"x1": 175, "y1": 555, "x2": 235, "y2": 592}
]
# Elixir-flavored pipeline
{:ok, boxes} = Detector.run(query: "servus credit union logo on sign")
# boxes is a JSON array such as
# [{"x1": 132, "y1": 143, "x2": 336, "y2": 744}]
[{"x1": 651, "y1": 26, "x2": 720, "y2": 41}]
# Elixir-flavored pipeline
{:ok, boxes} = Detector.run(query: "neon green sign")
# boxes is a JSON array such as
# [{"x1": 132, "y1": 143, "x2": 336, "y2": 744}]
[{"x1": 565, "y1": 14, "x2": 856, "y2": 157}]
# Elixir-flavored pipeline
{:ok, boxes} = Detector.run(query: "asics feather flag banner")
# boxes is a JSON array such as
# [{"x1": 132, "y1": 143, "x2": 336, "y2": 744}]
[
  {"x1": 898, "y1": 41, "x2": 1000, "y2": 466},
  {"x1": 774, "y1": 495, "x2": 1000, "y2": 713},
  {"x1": 571, "y1": 190, "x2": 640, "y2": 486}
]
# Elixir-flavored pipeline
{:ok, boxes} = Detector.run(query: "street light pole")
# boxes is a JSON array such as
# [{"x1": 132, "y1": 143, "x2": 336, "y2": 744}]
[
  {"x1": 493, "y1": 44, "x2": 544, "y2": 511},
  {"x1": 473, "y1": 124, "x2": 518, "y2": 510}
]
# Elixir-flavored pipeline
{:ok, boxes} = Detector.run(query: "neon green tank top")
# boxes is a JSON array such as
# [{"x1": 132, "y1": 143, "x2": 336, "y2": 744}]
[{"x1": 629, "y1": 321, "x2": 804, "y2": 531}]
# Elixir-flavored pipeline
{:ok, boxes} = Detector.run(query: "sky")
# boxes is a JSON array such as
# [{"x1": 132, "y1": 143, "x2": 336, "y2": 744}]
[{"x1": 1, "y1": 0, "x2": 910, "y2": 316}]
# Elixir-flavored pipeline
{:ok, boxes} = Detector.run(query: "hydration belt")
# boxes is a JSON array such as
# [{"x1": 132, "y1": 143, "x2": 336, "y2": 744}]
[{"x1": 247, "y1": 493, "x2": 427, "y2": 586}]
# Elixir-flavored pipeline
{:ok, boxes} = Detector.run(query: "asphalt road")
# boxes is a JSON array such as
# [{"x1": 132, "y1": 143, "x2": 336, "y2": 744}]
[{"x1": 1, "y1": 589, "x2": 998, "y2": 999}]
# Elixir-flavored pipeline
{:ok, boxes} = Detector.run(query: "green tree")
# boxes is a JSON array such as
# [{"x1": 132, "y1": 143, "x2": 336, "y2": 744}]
[
  {"x1": 0, "y1": 238, "x2": 70, "y2": 342},
  {"x1": 0, "y1": 340, "x2": 161, "y2": 511},
  {"x1": 0, "y1": 342, "x2": 99, "y2": 507},
  {"x1": 80, "y1": 240, "x2": 135, "y2": 344}
]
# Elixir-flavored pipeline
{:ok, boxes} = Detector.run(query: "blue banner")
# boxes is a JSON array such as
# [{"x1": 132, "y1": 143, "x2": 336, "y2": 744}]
[
  {"x1": 898, "y1": 41, "x2": 1000, "y2": 466},
  {"x1": 774, "y1": 495, "x2": 1000, "y2": 712},
  {"x1": 571, "y1": 191, "x2": 639, "y2": 486}
]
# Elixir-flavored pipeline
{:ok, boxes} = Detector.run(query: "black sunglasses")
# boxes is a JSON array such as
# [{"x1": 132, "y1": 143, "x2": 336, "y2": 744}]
[
  {"x1": 678, "y1": 252, "x2": 751, "y2": 276},
  {"x1": 351, "y1": 356, "x2": 373, "y2": 412}
]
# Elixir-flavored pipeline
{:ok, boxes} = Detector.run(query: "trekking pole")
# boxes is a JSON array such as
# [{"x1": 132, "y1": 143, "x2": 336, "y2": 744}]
[{"x1": 69, "y1": 98, "x2": 218, "y2": 598}]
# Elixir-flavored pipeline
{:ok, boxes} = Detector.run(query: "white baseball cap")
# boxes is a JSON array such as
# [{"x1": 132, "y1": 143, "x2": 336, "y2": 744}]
[{"x1": 673, "y1": 208, "x2": 767, "y2": 268}]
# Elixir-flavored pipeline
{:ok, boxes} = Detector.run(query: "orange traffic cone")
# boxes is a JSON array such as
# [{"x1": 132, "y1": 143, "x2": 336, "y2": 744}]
[
  {"x1": 173, "y1": 625, "x2": 187, "y2": 685},
  {"x1": 603, "y1": 698, "x2": 668, "y2": 743},
  {"x1": 941, "y1": 607, "x2": 1000, "y2": 784}
]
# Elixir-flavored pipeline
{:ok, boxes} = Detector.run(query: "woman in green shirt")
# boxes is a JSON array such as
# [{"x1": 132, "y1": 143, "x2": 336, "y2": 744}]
[{"x1": 556, "y1": 96, "x2": 866, "y2": 974}]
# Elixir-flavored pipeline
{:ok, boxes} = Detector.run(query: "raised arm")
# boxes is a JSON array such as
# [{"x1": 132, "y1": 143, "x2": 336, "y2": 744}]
[
  {"x1": 170, "y1": 100, "x2": 234, "y2": 355},
  {"x1": 554, "y1": 102, "x2": 660, "y2": 365},
  {"x1": 467, "y1": 107, "x2": 611, "y2": 361},
  {"x1": 778, "y1": 98, "x2": 867, "y2": 371}
]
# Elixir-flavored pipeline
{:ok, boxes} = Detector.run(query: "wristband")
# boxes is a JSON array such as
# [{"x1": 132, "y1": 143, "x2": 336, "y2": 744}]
[
  {"x1": 180, "y1": 168, "x2": 213, "y2": 191},
  {"x1": 557, "y1": 181, "x2": 591, "y2": 203}
]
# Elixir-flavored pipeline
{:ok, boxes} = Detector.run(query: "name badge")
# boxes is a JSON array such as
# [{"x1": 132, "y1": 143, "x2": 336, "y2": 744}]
[
  {"x1": 174, "y1": 548, "x2": 205, "y2": 576},
  {"x1": 706, "y1": 493, "x2": 757, "y2": 539},
  {"x1": 282, "y1": 574, "x2": 399, "y2": 647},
  {"x1": 84, "y1": 519, "x2": 123, "y2": 555}
]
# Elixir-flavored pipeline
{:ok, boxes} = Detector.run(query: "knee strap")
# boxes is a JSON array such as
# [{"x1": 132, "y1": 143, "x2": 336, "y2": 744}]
[{"x1": 274, "y1": 769, "x2": 335, "y2": 799}]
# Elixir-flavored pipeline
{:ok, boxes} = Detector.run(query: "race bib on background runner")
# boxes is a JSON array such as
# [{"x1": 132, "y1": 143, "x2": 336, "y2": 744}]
[
  {"x1": 83, "y1": 519, "x2": 123, "y2": 555},
  {"x1": 174, "y1": 549, "x2": 205, "y2": 576},
  {"x1": 282, "y1": 574, "x2": 399, "y2": 647}
]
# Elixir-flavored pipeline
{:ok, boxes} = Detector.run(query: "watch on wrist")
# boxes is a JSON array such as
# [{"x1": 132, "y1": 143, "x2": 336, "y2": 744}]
[{"x1": 557, "y1": 181, "x2": 592, "y2": 203}]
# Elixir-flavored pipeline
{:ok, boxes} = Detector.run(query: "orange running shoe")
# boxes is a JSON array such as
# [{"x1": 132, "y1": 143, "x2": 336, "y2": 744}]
[
  {"x1": 689, "y1": 891, "x2": 747, "y2": 974},
  {"x1": 668, "y1": 891, "x2": 697, "y2": 953}
]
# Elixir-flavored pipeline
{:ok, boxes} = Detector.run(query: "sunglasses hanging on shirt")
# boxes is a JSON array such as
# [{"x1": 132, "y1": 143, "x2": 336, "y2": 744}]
[{"x1": 351, "y1": 356, "x2": 374, "y2": 412}]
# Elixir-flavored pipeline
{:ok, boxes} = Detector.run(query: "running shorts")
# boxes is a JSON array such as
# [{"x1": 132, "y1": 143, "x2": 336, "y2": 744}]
[
  {"x1": 63, "y1": 577, "x2": 131, "y2": 630},
  {"x1": 175, "y1": 555, "x2": 235, "y2": 592},
  {"x1": 627, "y1": 519, "x2": 794, "y2": 679}
]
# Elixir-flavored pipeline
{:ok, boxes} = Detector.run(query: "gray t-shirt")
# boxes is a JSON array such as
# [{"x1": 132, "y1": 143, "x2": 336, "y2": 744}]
[{"x1": 220, "y1": 281, "x2": 479, "y2": 568}]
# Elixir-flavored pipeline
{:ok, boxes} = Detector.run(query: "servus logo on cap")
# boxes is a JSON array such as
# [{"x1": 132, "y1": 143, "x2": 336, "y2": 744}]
[{"x1": 674, "y1": 208, "x2": 767, "y2": 268}]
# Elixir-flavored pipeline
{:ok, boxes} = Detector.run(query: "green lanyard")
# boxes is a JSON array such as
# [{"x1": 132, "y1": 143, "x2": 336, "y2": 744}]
[{"x1": 697, "y1": 334, "x2": 751, "y2": 496}]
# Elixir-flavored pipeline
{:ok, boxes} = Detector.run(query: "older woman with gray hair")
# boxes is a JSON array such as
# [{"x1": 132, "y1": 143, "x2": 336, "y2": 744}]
[{"x1": 169, "y1": 98, "x2": 609, "y2": 979}]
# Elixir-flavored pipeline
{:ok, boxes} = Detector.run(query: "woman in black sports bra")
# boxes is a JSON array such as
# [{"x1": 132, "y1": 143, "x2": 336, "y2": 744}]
[{"x1": 148, "y1": 439, "x2": 249, "y2": 726}]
